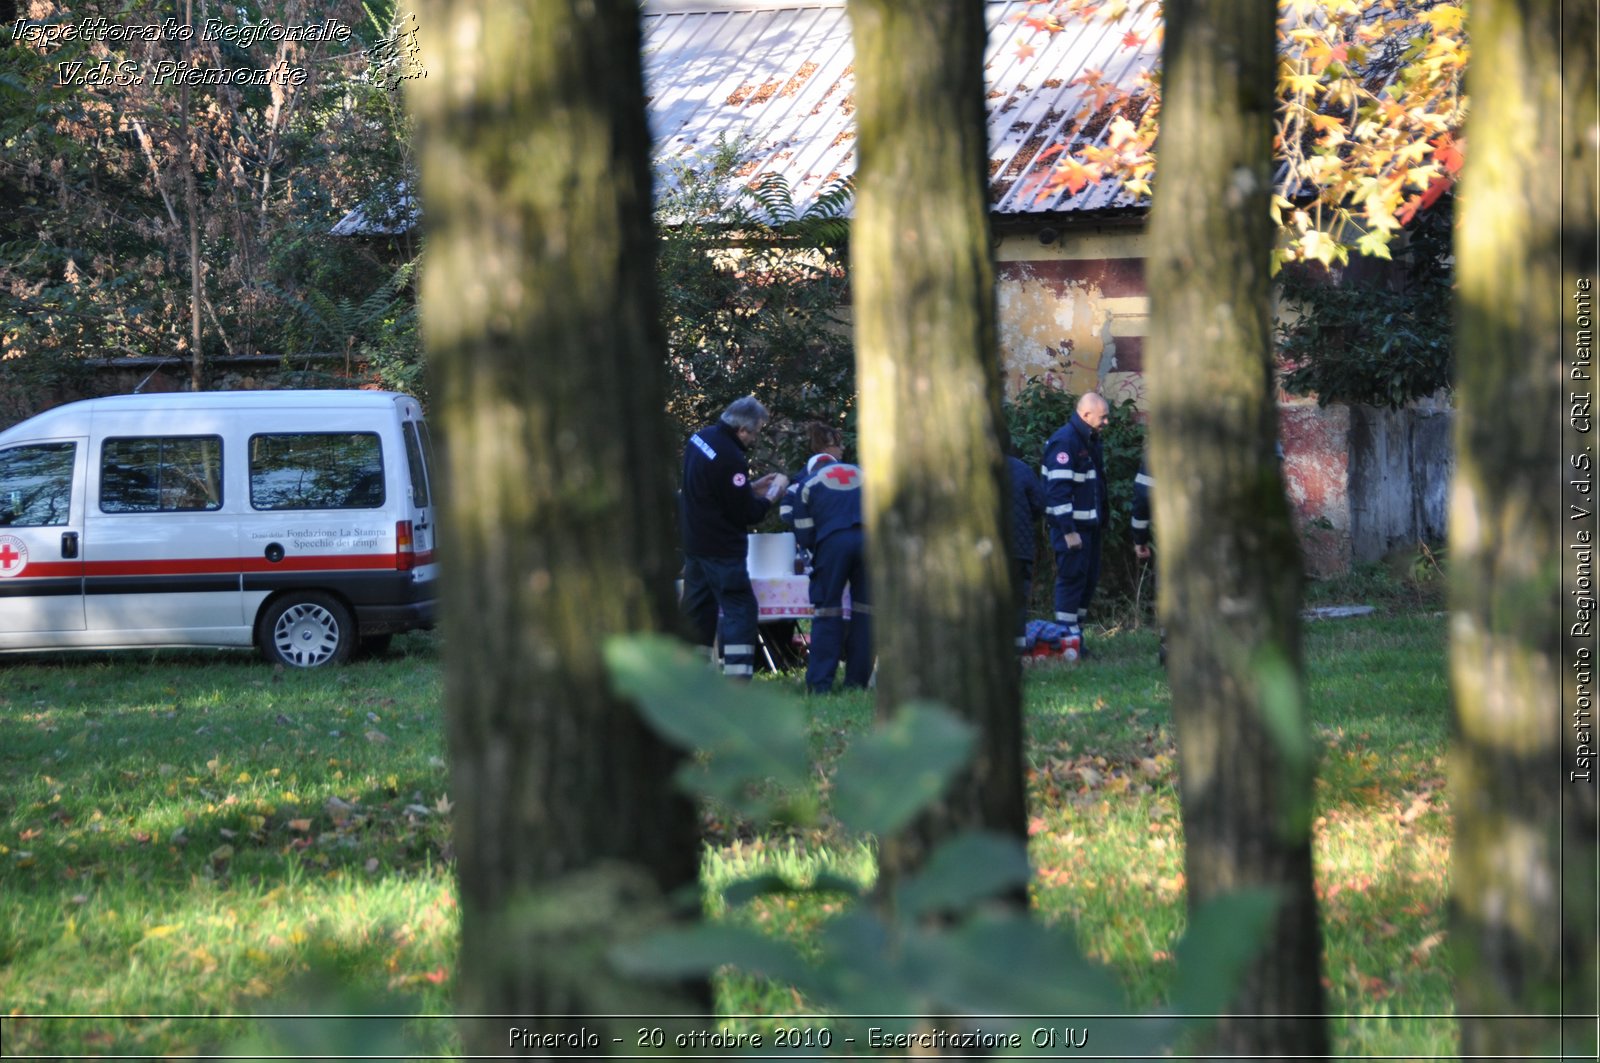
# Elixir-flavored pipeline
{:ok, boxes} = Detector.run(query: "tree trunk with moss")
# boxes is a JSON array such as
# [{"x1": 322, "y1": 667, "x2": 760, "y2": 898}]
[
  {"x1": 409, "y1": 1, "x2": 704, "y2": 1054},
  {"x1": 847, "y1": 0, "x2": 1028, "y2": 884},
  {"x1": 1450, "y1": 1, "x2": 1598, "y2": 1056},
  {"x1": 1144, "y1": 1, "x2": 1327, "y2": 1054}
]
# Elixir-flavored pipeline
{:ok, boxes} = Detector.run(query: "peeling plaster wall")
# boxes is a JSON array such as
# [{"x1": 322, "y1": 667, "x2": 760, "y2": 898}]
[
  {"x1": 1281, "y1": 399, "x2": 1455, "y2": 577},
  {"x1": 1281, "y1": 402, "x2": 1355, "y2": 577},
  {"x1": 995, "y1": 229, "x2": 1149, "y2": 408}
]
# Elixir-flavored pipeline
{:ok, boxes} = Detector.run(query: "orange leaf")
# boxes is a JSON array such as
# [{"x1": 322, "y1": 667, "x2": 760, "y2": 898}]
[
  {"x1": 1433, "y1": 133, "x2": 1465, "y2": 174},
  {"x1": 1027, "y1": 815, "x2": 1048, "y2": 836},
  {"x1": 1050, "y1": 157, "x2": 1102, "y2": 196},
  {"x1": 287, "y1": 819, "x2": 312, "y2": 832},
  {"x1": 1120, "y1": 30, "x2": 1142, "y2": 49},
  {"x1": 1014, "y1": 41, "x2": 1037, "y2": 61},
  {"x1": 422, "y1": 967, "x2": 448, "y2": 985}
]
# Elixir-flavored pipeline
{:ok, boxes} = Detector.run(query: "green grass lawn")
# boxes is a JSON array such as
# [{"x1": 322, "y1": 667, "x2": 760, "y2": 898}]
[{"x1": 0, "y1": 591, "x2": 1453, "y2": 1058}]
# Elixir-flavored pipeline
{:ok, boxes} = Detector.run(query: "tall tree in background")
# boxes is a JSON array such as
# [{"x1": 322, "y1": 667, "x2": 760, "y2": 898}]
[
  {"x1": 847, "y1": 0, "x2": 1028, "y2": 883},
  {"x1": 1449, "y1": 1, "x2": 1597, "y2": 1055},
  {"x1": 1144, "y1": 0, "x2": 1327, "y2": 1055},
  {"x1": 408, "y1": 0, "x2": 703, "y2": 1054}
]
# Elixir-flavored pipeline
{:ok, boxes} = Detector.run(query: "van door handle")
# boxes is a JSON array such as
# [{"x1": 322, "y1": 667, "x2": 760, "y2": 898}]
[{"x1": 61, "y1": 531, "x2": 79, "y2": 559}]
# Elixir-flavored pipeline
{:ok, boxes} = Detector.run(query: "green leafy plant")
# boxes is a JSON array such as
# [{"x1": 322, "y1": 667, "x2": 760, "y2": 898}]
[
  {"x1": 1278, "y1": 196, "x2": 1454, "y2": 408},
  {"x1": 656, "y1": 141, "x2": 856, "y2": 479},
  {"x1": 604, "y1": 634, "x2": 1278, "y2": 1050}
]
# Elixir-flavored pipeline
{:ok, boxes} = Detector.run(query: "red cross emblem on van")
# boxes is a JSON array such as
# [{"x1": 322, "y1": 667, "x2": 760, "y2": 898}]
[{"x1": 0, "y1": 535, "x2": 28, "y2": 577}]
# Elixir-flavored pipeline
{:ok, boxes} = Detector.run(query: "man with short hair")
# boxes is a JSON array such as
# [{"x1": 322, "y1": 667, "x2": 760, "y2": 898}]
[
  {"x1": 680, "y1": 396, "x2": 788, "y2": 680},
  {"x1": 1041, "y1": 392, "x2": 1110, "y2": 654}
]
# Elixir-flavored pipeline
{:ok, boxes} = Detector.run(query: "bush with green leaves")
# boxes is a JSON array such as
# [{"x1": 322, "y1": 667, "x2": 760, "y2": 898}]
[
  {"x1": 1277, "y1": 197, "x2": 1453, "y2": 409},
  {"x1": 603, "y1": 634, "x2": 1278, "y2": 1051},
  {"x1": 656, "y1": 141, "x2": 856, "y2": 480}
]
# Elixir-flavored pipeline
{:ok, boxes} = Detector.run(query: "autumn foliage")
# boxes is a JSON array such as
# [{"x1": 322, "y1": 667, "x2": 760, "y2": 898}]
[{"x1": 1017, "y1": 0, "x2": 1467, "y2": 266}]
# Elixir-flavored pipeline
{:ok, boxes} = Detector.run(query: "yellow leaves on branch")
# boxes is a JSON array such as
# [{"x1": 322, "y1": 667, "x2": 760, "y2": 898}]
[{"x1": 1017, "y1": 0, "x2": 1468, "y2": 264}]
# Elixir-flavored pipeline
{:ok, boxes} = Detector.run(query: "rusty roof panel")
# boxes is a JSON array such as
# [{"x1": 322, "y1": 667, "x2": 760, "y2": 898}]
[{"x1": 642, "y1": 0, "x2": 1159, "y2": 216}]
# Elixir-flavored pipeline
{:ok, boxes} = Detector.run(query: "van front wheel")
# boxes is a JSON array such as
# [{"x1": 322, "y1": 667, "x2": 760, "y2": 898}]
[{"x1": 259, "y1": 593, "x2": 355, "y2": 668}]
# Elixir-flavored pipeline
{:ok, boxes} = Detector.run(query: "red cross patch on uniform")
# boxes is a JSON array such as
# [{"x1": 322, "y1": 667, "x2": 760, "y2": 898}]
[
  {"x1": 822, "y1": 465, "x2": 860, "y2": 487},
  {"x1": 1056, "y1": 451, "x2": 1070, "y2": 464},
  {"x1": 733, "y1": 472, "x2": 746, "y2": 487}
]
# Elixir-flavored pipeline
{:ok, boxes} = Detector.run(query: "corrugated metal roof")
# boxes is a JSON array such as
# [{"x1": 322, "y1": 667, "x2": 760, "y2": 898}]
[
  {"x1": 645, "y1": 0, "x2": 1158, "y2": 216},
  {"x1": 333, "y1": 0, "x2": 1156, "y2": 234}
]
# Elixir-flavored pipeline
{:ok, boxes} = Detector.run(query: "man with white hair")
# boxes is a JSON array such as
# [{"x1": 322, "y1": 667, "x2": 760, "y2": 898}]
[
  {"x1": 679, "y1": 396, "x2": 788, "y2": 680},
  {"x1": 1040, "y1": 392, "x2": 1110, "y2": 655}
]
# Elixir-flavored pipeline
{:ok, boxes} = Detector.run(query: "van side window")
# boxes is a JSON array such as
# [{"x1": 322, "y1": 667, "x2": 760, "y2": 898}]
[
  {"x1": 402, "y1": 422, "x2": 430, "y2": 507},
  {"x1": 101, "y1": 436, "x2": 224, "y2": 513},
  {"x1": 250, "y1": 433, "x2": 385, "y2": 510},
  {"x1": 0, "y1": 443, "x2": 76, "y2": 527}
]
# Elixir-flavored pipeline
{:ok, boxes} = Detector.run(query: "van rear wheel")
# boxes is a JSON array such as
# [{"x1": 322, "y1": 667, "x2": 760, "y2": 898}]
[{"x1": 259, "y1": 592, "x2": 355, "y2": 668}]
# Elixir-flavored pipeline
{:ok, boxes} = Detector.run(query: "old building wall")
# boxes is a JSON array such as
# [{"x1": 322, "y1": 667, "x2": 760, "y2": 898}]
[{"x1": 995, "y1": 228, "x2": 1150, "y2": 407}]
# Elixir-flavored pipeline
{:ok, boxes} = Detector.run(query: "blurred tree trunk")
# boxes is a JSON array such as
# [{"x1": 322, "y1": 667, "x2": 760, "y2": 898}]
[
  {"x1": 847, "y1": 0, "x2": 1028, "y2": 888},
  {"x1": 409, "y1": 0, "x2": 705, "y2": 1054},
  {"x1": 1450, "y1": 1, "x2": 1598, "y2": 1056},
  {"x1": 1144, "y1": 1, "x2": 1328, "y2": 1055}
]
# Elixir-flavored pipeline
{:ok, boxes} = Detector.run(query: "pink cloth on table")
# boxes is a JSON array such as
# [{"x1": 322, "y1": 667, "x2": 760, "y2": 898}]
[{"x1": 751, "y1": 576, "x2": 851, "y2": 620}]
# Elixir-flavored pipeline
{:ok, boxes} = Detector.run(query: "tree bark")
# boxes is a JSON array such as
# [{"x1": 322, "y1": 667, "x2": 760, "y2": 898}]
[
  {"x1": 847, "y1": 0, "x2": 1028, "y2": 887},
  {"x1": 1145, "y1": 1, "x2": 1328, "y2": 1054},
  {"x1": 409, "y1": 1, "x2": 705, "y2": 1053},
  {"x1": 183, "y1": 0, "x2": 202, "y2": 390},
  {"x1": 1451, "y1": 1, "x2": 1598, "y2": 1056}
]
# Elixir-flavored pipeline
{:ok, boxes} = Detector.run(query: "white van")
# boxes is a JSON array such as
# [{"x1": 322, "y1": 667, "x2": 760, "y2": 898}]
[{"x1": 0, "y1": 390, "x2": 437, "y2": 667}]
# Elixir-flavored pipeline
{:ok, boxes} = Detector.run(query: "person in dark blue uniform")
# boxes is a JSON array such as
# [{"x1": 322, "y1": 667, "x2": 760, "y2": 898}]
[
  {"x1": 1007, "y1": 453, "x2": 1045, "y2": 653},
  {"x1": 1041, "y1": 392, "x2": 1109, "y2": 654},
  {"x1": 1131, "y1": 452, "x2": 1163, "y2": 664},
  {"x1": 789, "y1": 452, "x2": 871, "y2": 693},
  {"x1": 680, "y1": 396, "x2": 788, "y2": 680}
]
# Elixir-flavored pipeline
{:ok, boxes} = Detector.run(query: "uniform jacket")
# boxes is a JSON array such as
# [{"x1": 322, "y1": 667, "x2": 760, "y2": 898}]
[
  {"x1": 1006, "y1": 455, "x2": 1045, "y2": 562},
  {"x1": 1131, "y1": 455, "x2": 1153, "y2": 547},
  {"x1": 788, "y1": 461, "x2": 864, "y2": 552},
  {"x1": 1040, "y1": 413, "x2": 1106, "y2": 544},
  {"x1": 680, "y1": 419, "x2": 772, "y2": 558}
]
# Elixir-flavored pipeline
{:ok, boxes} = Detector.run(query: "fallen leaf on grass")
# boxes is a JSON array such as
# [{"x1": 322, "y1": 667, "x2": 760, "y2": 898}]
[
  {"x1": 208, "y1": 844, "x2": 234, "y2": 864},
  {"x1": 364, "y1": 730, "x2": 391, "y2": 744},
  {"x1": 287, "y1": 819, "x2": 312, "y2": 832},
  {"x1": 142, "y1": 924, "x2": 179, "y2": 940},
  {"x1": 434, "y1": 795, "x2": 453, "y2": 815},
  {"x1": 1399, "y1": 793, "x2": 1431, "y2": 824},
  {"x1": 422, "y1": 967, "x2": 448, "y2": 985},
  {"x1": 1411, "y1": 930, "x2": 1446, "y2": 963}
]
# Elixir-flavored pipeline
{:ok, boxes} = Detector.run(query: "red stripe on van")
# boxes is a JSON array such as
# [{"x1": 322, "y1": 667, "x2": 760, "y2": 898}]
[
  {"x1": 80, "y1": 555, "x2": 404, "y2": 577},
  {"x1": 11, "y1": 553, "x2": 436, "y2": 580},
  {"x1": 6, "y1": 561, "x2": 82, "y2": 578}
]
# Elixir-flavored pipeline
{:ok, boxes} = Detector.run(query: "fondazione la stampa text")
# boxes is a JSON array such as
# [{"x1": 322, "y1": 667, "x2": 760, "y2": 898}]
[{"x1": 12, "y1": 16, "x2": 354, "y2": 49}]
